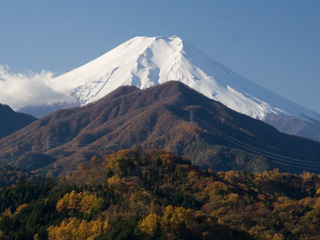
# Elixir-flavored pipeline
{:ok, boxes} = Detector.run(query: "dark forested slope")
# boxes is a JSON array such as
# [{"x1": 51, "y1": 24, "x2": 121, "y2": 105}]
[
  {"x1": 0, "y1": 104, "x2": 36, "y2": 139},
  {"x1": 1, "y1": 82, "x2": 320, "y2": 176}
]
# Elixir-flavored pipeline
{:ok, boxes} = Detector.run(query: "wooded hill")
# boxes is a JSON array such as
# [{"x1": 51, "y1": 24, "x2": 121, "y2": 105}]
[
  {"x1": 1, "y1": 81, "x2": 320, "y2": 177},
  {"x1": 1, "y1": 148, "x2": 320, "y2": 239}
]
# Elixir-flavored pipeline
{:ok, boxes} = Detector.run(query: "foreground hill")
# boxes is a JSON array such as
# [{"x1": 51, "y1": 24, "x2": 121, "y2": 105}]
[
  {"x1": 1, "y1": 148, "x2": 320, "y2": 239},
  {"x1": 0, "y1": 165, "x2": 39, "y2": 187},
  {"x1": 0, "y1": 104, "x2": 36, "y2": 139},
  {"x1": 1, "y1": 81, "x2": 320, "y2": 177}
]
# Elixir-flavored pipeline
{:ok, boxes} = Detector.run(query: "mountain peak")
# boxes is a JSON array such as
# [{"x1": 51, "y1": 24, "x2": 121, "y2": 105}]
[
  {"x1": 131, "y1": 35, "x2": 182, "y2": 41},
  {"x1": 20, "y1": 35, "x2": 316, "y2": 141},
  {"x1": 51, "y1": 35, "x2": 187, "y2": 105},
  {"x1": 50, "y1": 36, "x2": 320, "y2": 122}
]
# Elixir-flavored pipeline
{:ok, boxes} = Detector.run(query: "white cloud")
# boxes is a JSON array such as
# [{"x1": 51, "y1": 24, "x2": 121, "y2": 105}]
[{"x1": 0, "y1": 65, "x2": 71, "y2": 110}]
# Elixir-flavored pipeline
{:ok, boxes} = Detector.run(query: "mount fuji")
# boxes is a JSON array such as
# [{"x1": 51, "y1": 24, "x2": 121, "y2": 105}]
[{"x1": 19, "y1": 36, "x2": 320, "y2": 141}]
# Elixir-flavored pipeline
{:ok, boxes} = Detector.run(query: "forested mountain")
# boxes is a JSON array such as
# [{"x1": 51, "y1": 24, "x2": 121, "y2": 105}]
[
  {"x1": 0, "y1": 104, "x2": 36, "y2": 139},
  {"x1": 1, "y1": 81, "x2": 320, "y2": 177},
  {"x1": 1, "y1": 148, "x2": 320, "y2": 239}
]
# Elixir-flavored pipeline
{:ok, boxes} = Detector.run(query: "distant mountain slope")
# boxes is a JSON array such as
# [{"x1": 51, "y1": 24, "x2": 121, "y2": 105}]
[
  {"x1": 1, "y1": 81, "x2": 320, "y2": 177},
  {"x1": 0, "y1": 104, "x2": 36, "y2": 139},
  {"x1": 264, "y1": 113, "x2": 320, "y2": 141}
]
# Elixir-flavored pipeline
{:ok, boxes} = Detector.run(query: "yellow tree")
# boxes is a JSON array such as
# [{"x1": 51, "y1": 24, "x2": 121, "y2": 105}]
[
  {"x1": 48, "y1": 218, "x2": 108, "y2": 240},
  {"x1": 139, "y1": 213, "x2": 161, "y2": 237},
  {"x1": 56, "y1": 190, "x2": 104, "y2": 215}
]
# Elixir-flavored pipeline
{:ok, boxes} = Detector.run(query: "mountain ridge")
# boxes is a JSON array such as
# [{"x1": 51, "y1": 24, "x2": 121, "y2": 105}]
[
  {"x1": 1, "y1": 81, "x2": 320, "y2": 177},
  {"x1": 0, "y1": 103, "x2": 36, "y2": 139}
]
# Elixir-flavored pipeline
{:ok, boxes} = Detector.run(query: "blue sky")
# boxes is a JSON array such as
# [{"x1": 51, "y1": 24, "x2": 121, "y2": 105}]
[{"x1": 1, "y1": 0, "x2": 320, "y2": 113}]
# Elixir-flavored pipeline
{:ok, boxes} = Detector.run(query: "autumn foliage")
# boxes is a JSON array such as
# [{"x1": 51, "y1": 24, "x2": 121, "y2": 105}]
[{"x1": 1, "y1": 148, "x2": 320, "y2": 239}]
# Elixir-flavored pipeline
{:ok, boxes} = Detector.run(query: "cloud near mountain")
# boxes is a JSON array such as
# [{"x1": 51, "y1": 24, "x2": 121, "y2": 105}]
[{"x1": 0, "y1": 65, "x2": 71, "y2": 110}]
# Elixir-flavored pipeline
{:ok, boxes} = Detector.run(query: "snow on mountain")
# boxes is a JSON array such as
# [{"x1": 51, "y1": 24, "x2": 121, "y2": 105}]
[{"x1": 50, "y1": 36, "x2": 320, "y2": 124}]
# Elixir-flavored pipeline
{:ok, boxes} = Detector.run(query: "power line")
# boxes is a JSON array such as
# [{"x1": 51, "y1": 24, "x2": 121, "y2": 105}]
[
  {"x1": 182, "y1": 112, "x2": 320, "y2": 170},
  {"x1": 1, "y1": 109, "x2": 320, "y2": 171}
]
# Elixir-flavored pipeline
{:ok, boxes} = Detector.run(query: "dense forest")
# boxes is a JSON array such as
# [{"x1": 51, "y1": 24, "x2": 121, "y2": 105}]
[{"x1": 1, "y1": 148, "x2": 320, "y2": 239}]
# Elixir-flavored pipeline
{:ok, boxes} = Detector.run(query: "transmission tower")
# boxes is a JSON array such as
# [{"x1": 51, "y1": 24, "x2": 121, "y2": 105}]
[
  {"x1": 46, "y1": 138, "x2": 50, "y2": 152},
  {"x1": 190, "y1": 110, "x2": 194, "y2": 126}
]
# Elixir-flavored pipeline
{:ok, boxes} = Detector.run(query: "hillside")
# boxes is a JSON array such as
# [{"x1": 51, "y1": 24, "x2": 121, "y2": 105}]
[
  {"x1": 1, "y1": 81, "x2": 320, "y2": 177},
  {"x1": 0, "y1": 165, "x2": 39, "y2": 187},
  {"x1": 1, "y1": 148, "x2": 320, "y2": 239},
  {"x1": 0, "y1": 104, "x2": 36, "y2": 139}
]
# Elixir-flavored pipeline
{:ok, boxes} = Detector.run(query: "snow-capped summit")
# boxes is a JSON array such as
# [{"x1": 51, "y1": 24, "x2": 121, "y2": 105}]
[{"x1": 51, "y1": 36, "x2": 320, "y2": 123}]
